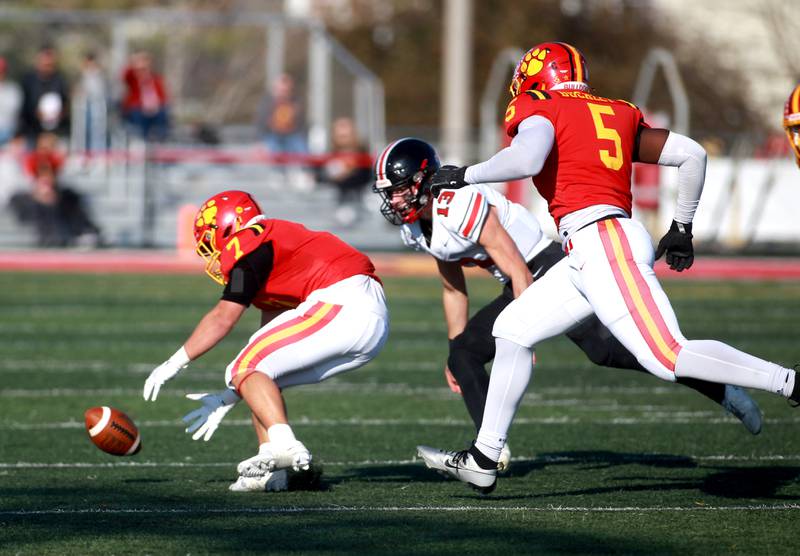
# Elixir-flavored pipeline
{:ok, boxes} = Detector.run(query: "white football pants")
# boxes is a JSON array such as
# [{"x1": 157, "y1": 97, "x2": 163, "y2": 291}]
[
  {"x1": 478, "y1": 217, "x2": 793, "y2": 454},
  {"x1": 225, "y1": 275, "x2": 389, "y2": 389}
]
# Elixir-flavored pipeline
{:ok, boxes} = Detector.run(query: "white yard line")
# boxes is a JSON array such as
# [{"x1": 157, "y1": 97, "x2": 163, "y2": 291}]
[
  {"x1": 3, "y1": 414, "x2": 798, "y2": 431},
  {"x1": 1, "y1": 504, "x2": 799, "y2": 516},
  {"x1": 3, "y1": 453, "x2": 800, "y2": 469}
]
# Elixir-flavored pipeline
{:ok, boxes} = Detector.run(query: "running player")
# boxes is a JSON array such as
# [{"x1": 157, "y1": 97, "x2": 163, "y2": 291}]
[{"x1": 418, "y1": 43, "x2": 800, "y2": 493}]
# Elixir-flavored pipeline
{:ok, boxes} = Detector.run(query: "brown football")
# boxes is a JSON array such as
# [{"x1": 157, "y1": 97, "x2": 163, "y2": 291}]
[{"x1": 84, "y1": 406, "x2": 142, "y2": 456}]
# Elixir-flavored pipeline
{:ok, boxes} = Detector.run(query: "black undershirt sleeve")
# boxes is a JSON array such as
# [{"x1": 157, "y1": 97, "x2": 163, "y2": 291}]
[{"x1": 221, "y1": 242, "x2": 274, "y2": 306}]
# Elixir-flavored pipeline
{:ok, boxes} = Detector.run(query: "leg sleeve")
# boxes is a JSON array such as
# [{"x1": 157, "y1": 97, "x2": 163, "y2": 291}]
[{"x1": 448, "y1": 290, "x2": 512, "y2": 430}]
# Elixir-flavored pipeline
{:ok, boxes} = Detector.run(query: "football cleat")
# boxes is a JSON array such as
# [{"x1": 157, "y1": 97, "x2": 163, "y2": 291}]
[
  {"x1": 721, "y1": 385, "x2": 762, "y2": 435},
  {"x1": 228, "y1": 469, "x2": 289, "y2": 492},
  {"x1": 497, "y1": 443, "x2": 512, "y2": 473},
  {"x1": 417, "y1": 445, "x2": 497, "y2": 494},
  {"x1": 237, "y1": 441, "x2": 312, "y2": 477}
]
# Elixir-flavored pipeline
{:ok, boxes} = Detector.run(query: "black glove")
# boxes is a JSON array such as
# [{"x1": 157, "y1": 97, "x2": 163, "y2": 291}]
[
  {"x1": 428, "y1": 165, "x2": 468, "y2": 195},
  {"x1": 655, "y1": 220, "x2": 694, "y2": 272}
]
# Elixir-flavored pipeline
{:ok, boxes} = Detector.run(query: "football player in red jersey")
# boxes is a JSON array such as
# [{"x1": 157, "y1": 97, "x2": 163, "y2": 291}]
[
  {"x1": 143, "y1": 190, "x2": 389, "y2": 491},
  {"x1": 784, "y1": 84, "x2": 800, "y2": 167},
  {"x1": 421, "y1": 43, "x2": 800, "y2": 493}
]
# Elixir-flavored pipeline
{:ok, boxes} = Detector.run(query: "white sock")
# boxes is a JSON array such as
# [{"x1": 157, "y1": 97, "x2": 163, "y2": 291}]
[
  {"x1": 475, "y1": 430, "x2": 506, "y2": 463},
  {"x1": 675, "y1": 340, "x2": 795, "y2": 397},
  {"x1": 267, "y1": 423, "x2": 297, "y2": 446},
  {"x1": 476, "y1": 338, "x2": 534, "y2": 462}
]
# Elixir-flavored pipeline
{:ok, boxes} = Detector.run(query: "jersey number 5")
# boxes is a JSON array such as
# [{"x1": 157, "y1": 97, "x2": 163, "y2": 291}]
[{"x1": 587, "y1": 103, "x2": 623, "y2": 171}]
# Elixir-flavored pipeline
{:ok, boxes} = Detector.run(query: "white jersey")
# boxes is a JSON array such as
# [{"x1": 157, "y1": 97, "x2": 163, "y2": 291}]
[{"x1": 400, "y1": 184, "x2": 552, "y2": 283}]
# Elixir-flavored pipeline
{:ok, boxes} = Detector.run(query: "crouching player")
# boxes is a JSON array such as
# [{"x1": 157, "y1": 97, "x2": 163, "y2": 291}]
[
  {"x1": 372, "y1": 138, "x2": 762, "y2": 478},
  {"x1": 143, "y1": 190, "x2": 389, "y2": 491}
]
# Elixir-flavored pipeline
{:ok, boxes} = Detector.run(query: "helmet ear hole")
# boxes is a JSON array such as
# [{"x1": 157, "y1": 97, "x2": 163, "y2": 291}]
[{"x1": 222, "y1": 225, "x2": 232, "y2": 239}]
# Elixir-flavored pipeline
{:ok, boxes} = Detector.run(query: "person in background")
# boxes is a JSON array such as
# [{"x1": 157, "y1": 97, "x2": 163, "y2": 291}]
[
  {"x1": 72, "y1": 52, "x2": 108, "y2": 154},
  {"x1": 9, "y1": 132, "x2": 101, "y2": 247},
  {"x1": 255, "y1": 73, "x2": 307, "y2": 155},
  {"x1": 783, "y1": 83, "x2": 800, "y2": 167},
  {"x1": 120, "y1": 50, "x2": 170, "y2": 141},
  {"x1": 321, "y1": 117, "x2": 372, "y2": 226},
  {"x1": 18, "y1": 44, "x2": 70, "y2": 147},
  {"x1": 0, "y1": 57, "x2": 21, "y2": 146}
]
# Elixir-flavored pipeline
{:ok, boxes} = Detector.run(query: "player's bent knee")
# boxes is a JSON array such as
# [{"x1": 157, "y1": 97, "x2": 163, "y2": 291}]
[{"x1": 636, "y1": 356, "x2": 677, "y2": 382}]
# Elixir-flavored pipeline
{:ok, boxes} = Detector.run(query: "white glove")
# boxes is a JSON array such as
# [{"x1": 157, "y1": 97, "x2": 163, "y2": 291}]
[
  {"x1": 182, "y1": 389, "x2": 241, "y2": 441},
  {"x1": 143, "y1": 347, "x2": 190, "y2": 401}
]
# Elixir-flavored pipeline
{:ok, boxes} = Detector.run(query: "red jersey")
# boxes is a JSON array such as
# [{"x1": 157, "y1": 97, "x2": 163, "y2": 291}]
[
  {"x1": 504, "y1": 89, "x2": 649, "y2": 225},
  {"x1": 219, "y1": 219, "x2": 379, "y2": 311}
]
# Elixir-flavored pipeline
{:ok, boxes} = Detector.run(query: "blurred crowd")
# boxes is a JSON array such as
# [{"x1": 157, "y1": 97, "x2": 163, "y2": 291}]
[{"x1": 0, "y1": 43, "x2": 374, "y2": 248}]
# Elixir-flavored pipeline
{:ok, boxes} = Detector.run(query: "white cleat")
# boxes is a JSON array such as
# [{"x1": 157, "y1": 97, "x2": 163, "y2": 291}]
[
  {"x1": 237, "y1": 441, "x2": 312, "y2": 477},
  {"x1": 228, "y1": 469, "x2": 289, "y2": 492},
  {"x1": 273, "y1": 440, "x2": 312, "y2": 471},
  {"x1": 497, "y1": 444, "x2": 511, "y2": 473},
  {"x1": 417, "y1": 445, "x2": 497, "y2": 494},
  {"x1": 721, "y1": 385, "x2": 762, "y2": 435}
]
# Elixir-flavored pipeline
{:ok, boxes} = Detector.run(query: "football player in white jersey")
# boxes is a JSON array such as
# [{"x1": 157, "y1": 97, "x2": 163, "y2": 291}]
[{"x1": 373, "y1": 138, "x2": 762, "y2": 474}]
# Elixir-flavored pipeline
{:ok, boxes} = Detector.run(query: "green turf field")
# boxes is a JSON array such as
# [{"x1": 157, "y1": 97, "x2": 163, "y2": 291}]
[{"x1": 1, "y1": 272, "x2": 799, "y2": 555}]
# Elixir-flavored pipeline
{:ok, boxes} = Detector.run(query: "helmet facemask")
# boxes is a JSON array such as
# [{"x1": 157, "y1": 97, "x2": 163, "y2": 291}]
[
  {"x1": 374, "y1": 170, "x2": 432, "y2": 225},
  {"x1": 195, "y1": 226, "x2": 225, "y2": 285}
]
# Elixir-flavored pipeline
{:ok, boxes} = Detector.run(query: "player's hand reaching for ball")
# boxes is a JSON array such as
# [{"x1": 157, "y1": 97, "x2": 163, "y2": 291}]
[{"x1": 143, "y1": 347, "x2": 190, "y2": 401}]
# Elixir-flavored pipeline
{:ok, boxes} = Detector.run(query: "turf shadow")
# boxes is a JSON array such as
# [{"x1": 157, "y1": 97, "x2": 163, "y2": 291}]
[
  {"x1": 701, "y1": 465, "x2": 800, "y2": 499},
  {"x1": 1, "y1": 507, "x2": 672, "y2": 555}
]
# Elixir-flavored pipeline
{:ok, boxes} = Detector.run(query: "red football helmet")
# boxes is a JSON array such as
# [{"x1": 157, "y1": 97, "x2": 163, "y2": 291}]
[
  {"x1": 510, "y1": 42, "x2": 590, "y2": 97},
  {"x1": 784, "y1": 84, "x2": 800, "y2": 167},
  {"x1": 193, "y1": 190, "x2": 263, "y2": 284}
]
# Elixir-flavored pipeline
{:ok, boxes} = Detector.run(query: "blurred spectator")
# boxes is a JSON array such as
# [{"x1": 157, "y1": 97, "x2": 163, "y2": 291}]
[
  {"x1": 9, "y1": 133, "x2": 101, "y2": 247},
  {"x1": 121, "y1": 51, "x2": 170, "y2": 141},
  {"x1": 321, "y1": 117, "x2": 372, "y2": 226},
  {"x1": 18, "y1": 44, "x2": 70, "y2": 147},
  {"x1": 72, "y1": 52, "x2": 108, "y2": 153},
  {"x1": 0, "y1": 57, "x2": 22, "y2": 146},
  {"x1": 255, "y1": 73, "x2": 307, "y2": 154}
]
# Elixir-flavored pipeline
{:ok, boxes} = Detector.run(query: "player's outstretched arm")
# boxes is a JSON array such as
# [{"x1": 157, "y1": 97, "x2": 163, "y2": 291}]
[
  {"x1": 638, "y1": 128, "x2": 707, "y2": 272},
  {"x1": 143, "y1": 300, "x2": 247, "y2": 401},
  {"x1": 464, "y1": 115, "x2": 555, "y2": 185},
  {"x1": 478, "y1": 207, "x2": 533, "y2": 298}
]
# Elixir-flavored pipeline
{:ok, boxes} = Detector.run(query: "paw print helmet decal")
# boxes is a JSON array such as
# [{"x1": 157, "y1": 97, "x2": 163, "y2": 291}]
[
  {"x1": 510, "y1": 42, "x2": 589, "y2": 96},
  {"x1": 194, "y1": 190, "x2": 263, "y2": 284}
]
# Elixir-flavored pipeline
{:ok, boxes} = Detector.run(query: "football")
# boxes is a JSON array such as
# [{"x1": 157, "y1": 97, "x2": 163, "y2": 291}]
[{"x1": 84, "y1": 406, "x2": 141, "y2": 456}]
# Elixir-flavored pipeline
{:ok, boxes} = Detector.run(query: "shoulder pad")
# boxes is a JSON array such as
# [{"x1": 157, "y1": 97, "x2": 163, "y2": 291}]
[
  {"x1": 523, "y1": 90, "x2": 553, "y2": 101},
  {"x1": 504, "y1": 92, "x2": 554, "y2": 138},
  {"x1": 219, "y1": 224, "x2": 267, "y2": 278},
  {"x1": 615, "y1": 98, "x2": 640, "y2": 110}
]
